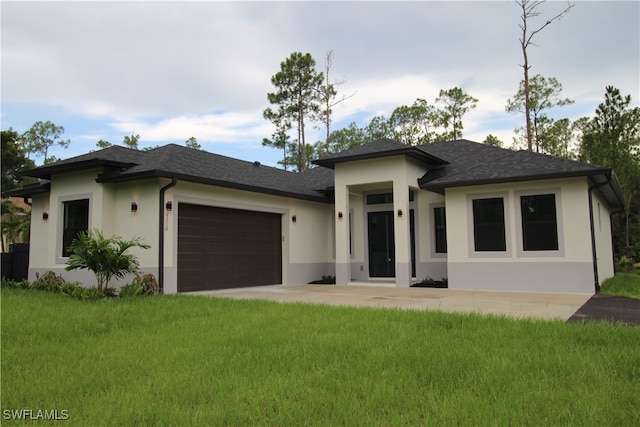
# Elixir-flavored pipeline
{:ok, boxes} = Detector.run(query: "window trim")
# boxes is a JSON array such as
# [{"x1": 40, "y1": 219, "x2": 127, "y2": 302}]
[
  {"x1": 514, "y1": 188, "x2": 565, "y2": 258},
  {"x1": 429, "y1": 202, "x2": 447, "y2": 258},
  {"x1": 57, "y1": 194, "x2": 92, "y2": 263},
  {"x1": 466, "y1": 192, "x2": 511, "y2": 258}
]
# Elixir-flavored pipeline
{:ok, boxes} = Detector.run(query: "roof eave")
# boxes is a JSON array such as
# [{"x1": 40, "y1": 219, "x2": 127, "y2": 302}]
[
  {"x1": 420, "y1": 170, "x2": 611, "y2": 193},
  {"x1": 1, "y1": 181, "x2": 51, "y2": 198},
  {"x1": 97, "y1": 170, "x2": 332, "y2": 204},
  {"x1": 313, "y1": 149, "x2": 447, "y2": 169},
  {"x1": 21, "y1": 159, "x2": 137, "y2": 180}
]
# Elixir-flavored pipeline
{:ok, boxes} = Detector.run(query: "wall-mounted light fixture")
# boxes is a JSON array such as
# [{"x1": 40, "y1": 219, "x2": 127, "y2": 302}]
[
  {"x1": 131, "y1": 202, "x2": 138, "y2": 213},
  {"x1": 398, "y1": 209, "x2": 403, "y2": 217},
  {"x1": 42, "y1": 212, "x2": 49, "y2": 221},
  {"x1": 338, "y1": 212, "x2": 343, "y2": 219},
  {"x1": 291, "y1": 215, "x2": 297, "y2": 223},
  {"x1": 165, "y1": 201, "x2": 172, "y2": 212}
]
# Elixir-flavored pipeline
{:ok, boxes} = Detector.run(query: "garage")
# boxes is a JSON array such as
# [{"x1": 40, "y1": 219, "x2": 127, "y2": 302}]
[{"x1": 177, "y1": 203, "x2": 282, "y2": 292}]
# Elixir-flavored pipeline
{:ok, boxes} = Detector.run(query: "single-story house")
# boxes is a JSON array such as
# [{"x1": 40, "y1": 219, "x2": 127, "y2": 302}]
[{"x1": 5, "y1": 138, "x2": 623, "y2": 294}]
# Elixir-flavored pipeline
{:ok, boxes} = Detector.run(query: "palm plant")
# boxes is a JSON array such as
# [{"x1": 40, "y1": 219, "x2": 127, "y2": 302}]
[
  {"x1": 65, "y1": 228, "x2": 150, "y2": 292},
  {"x1": 1, "y1": 200, "x2": 30, "y2": 252}
]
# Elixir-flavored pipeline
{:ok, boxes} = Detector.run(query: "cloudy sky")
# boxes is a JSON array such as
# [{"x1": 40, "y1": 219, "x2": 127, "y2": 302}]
[{"x1": 2, "y1": 1, "x2": 638, "y2": 167}]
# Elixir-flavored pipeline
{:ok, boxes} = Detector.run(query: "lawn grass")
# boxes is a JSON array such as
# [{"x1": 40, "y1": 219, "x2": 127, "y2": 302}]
[
  {"x1": 600, "y1": 272, "x2": 640, "y2": 299},
  {"x1": 2, "y1": 288, "x2": 639, "y2": 426}
]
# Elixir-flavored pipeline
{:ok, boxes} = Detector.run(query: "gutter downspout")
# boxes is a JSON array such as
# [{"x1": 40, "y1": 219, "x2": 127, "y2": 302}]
[
  {"x1": 159, "y1": 178, "x2": 177, "y2": 294},
  {"x1": 587, "y1": 175, "x2": 612, "y2": 294}
]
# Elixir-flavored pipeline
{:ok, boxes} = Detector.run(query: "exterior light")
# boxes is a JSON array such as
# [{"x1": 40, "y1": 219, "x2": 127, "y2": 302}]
[
  {"x1": 42, "y1": 212, "x2": 49, "y2": 221},
  {"x1": 292, "y1": 215, "x2": 297, "y2": 223},
  {"x1": 165, "y1": 201, "x2": 172, "y2": 212},
  {"x1": 398, "y1": 209, "x2": 403, "y2": 217},
  {"x1": 131, "y1": 202, "x2": 138, "y2": 213},
  {"x1": 338, "y1": 212, "x2": 343, "y2": 219}
]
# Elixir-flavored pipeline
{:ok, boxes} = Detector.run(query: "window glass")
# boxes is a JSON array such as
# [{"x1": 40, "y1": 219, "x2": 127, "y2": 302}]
[
  {"x1": 434, "y1": 206, "x2": 447, "y2": 253},
  {"x1": 366, "y1": 191, "x2": 415, "y2": 205},
  {"x1": 521, "y1": 194, "x2": 558, "y2": 251},
  {"x1": 472, "y1": 198, "x2": 506, "y2": 251},
  {"x1": 63, "y1": 199, "x2": 89, "y2": 257}
]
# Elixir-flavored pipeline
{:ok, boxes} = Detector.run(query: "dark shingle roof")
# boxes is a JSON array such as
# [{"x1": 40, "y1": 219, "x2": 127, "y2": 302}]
[
  {"x1": 417, "y1": 140, "x2": 624, "y2": 209},
  {"x1": 11, "y1": 139, "x2": 623, "y2": 209},
  {"x1": 417, "y1": 140, "x2": 613, "y2": 189},
  {"x1": 313, "y1": 138, "x2": 447, "y2": 169},
  {"x1": 18, "y1": 144, "x2": 334, "y2": 203}
]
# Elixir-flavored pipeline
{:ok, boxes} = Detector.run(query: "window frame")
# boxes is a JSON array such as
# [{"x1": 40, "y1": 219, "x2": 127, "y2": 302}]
[
  {"x1": 514, "y1": 188, "x2": 564, "y2": 257},
  {"x1": 429, "y1": 203, "x2": 447, "y2": 257},
  {"x1": 466, "y1": 192, "x2": 511, "y2": 258},
  {"x1": 57, "y1": 194, "x2": 92, "y2": 262}
]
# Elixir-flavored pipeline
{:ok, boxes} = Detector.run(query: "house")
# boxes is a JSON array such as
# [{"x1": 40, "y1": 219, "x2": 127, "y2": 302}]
[{"x1": 4, "y1": 139, "x2": 623, "y2": 294}]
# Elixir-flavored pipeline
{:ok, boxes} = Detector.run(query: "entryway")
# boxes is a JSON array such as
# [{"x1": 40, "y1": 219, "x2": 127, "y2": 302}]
[{"x1": 367, "y1": 210, "x2": 415, "y2": 279}]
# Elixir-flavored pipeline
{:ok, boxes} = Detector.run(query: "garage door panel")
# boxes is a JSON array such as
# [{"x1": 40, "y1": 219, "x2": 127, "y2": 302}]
[{"x1": 178, "y1": 203, "x2": 282, "y2": 292}]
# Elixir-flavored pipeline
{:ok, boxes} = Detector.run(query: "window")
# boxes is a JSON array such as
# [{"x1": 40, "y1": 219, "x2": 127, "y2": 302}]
[
  {"x1": 366, "y1": 191, "x2": 415, "y2": 205},
  {"x1": 62, "y1": 199, "x2": 89, "y2": 257},
  {"x1": 472, "y1": 198, "x2": 506, "y2": 251},
  {"x1": 521, "y1": 194, "x2": 558, "y2": 251},
  {"x1": 434, "y1": 206, "x2": 447, "y2": 253}
]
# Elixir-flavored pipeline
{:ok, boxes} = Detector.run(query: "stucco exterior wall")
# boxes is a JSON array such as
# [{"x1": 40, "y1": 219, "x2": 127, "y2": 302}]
[
  {"x1": 592, "y1": 190, "x2": 615, "y2": 283},
  {"x1": 445, "y1": 177, "x2": 596, "y2": 293},
  {"x1": 163, "y1": 180, "x2": 333, "y2": 293},
  {"x1": 333, "y1": 156, "x2": 434, "y2": 286}
]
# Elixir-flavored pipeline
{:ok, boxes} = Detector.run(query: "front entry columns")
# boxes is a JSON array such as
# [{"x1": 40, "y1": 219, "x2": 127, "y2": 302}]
[
  {"x1": 335, "y1": 183, "x2": 350, "y2": 285},
  {"x1": 393, "y1": 179, "x2": 412, "y2": 287}
]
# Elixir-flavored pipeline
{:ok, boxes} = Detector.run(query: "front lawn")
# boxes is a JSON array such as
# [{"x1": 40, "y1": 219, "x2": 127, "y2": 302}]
[
  {"x1": 600, "y1": 272, "x2": 640, "y2": 299},
  {"x1": 2, "y1": 288, "x2": 639, "y2": 425}
]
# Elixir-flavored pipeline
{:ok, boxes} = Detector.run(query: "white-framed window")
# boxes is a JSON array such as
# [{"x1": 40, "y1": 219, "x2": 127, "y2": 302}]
[
  {"x1": 514, "y1": 188, "x2": 564, "y2": 257},
  {"x1": 466, "y1": 192, "x2": 511, "y2": 258}
]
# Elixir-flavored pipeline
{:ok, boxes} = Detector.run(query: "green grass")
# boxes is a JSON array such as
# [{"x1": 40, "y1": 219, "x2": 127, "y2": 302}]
[
  {"x1": 2, "y1": 288, "x2": 639, "y2": 426},
  {"x1": 601, "y1": 272, "x2": 640, "y2": 299}
]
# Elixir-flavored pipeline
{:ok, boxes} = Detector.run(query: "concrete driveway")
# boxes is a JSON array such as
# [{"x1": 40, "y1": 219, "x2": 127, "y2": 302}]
[{"x1": 192, "y1": 284, "x2": 592, "y2": 321}]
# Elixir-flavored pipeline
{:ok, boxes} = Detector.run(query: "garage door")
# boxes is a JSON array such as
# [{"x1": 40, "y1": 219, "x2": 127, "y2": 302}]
[{"x1": 178, "y1": 203, "x2": 282, "y2": 292}]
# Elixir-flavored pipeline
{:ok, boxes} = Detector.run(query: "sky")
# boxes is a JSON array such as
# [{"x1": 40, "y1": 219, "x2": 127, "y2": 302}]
[{"x1": 1, "y1": 0, "x2": 639, "y2": 167}]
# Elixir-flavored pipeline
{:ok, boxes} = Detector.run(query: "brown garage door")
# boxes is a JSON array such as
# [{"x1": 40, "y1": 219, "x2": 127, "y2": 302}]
[{"x1": 178, "y1": 203, "x2": 282, "y2": 292}]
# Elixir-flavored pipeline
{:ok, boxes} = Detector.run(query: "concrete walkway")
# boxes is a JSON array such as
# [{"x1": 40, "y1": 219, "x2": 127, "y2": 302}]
[{"x1": 192, "y1": 284, "x2": 592, "y2": 321}]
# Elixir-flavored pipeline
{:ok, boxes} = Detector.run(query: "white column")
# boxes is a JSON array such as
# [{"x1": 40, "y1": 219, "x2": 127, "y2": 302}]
[
  {"x1": 393, "y1": 178, "x2": 411, "y2": 287},
  {"x1": 334, "y1": 182, "x2": 350, "y2": 285}
]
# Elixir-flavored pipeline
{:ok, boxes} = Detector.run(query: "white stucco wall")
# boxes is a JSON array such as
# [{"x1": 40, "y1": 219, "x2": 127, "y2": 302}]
[
  {"x1": 163, "y1": 180, "x2": 334, "y2": 293},
  {"x1": 592, "y1": 190, "x2": 615, "y2": 283},
  {"x1": 445, "y1": 177, "x2": 597, "y2": 293}
]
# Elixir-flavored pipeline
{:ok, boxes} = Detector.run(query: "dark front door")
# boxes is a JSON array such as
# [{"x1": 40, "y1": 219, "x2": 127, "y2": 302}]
[{"x1": 368, "y1": 211, "x2": 395, "y2": 277}]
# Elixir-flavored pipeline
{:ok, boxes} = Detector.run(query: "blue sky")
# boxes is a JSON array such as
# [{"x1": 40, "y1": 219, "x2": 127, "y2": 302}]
[{"x1": 2, "y1": 1, "x2": 638, "y2": 167}]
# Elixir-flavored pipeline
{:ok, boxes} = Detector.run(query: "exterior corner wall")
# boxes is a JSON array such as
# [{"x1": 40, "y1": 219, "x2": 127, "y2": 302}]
[
  {"x1": 444, "y1": 177, "x2": 598, "y2": 294},
  {"x1": 591, "y1": 190, "x2": 615, "y2": 284}
]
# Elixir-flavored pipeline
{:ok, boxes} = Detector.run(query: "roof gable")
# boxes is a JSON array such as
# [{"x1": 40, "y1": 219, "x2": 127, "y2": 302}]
[{"x1": 313, "y1": 138, "x2": 447, "y2": 169}]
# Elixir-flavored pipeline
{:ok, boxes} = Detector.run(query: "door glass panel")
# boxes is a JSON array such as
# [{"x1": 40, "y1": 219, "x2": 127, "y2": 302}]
[{"x1": 368, "y1": 211, "x2": 395, "y2": 277}]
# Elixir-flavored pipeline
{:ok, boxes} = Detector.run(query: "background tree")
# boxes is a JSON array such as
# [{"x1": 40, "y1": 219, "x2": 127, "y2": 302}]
[
  {"x1": 388, "y1": 98, "x2": 437, "y2": 145},
  {"x1": 185, "y1": 136, "x2": 202, "y2": 150},
  {"x1": 506, "y1": 74, "x2": 573, "y2": 153},
  {"x1": 123, "y1": 133, "x2": 140, "y2": 150},
  {"x1": 435, "y1": 87, "x2": 478, "y2": 140},
  {"x1": 516, "y1": 0, "x2": 574, "y2": 151},
  {"x1": 262, "y1": 121, "x2": 292, "y2": 170},
  {"x1": 96, "y1": 139, "x2": 112, "y2": 149},
  {"x1": 316, "y1": 50, "x2": 355, "y2": 154},
  {"x1": 483, "y1": 134, "x2": 504, "y2": 148},
  {"x1": 537, "y1": 117, "x2": 574, "y2": 158},
  {"x1": 21, "y1": 120, "x2": 70, "y2": 163},
  {"x1": 1, "y1": 200, "x2": 30, "y2": 253},
  {"x1": 2, "y1": 129, "x2": 36, "y2": 191},
  {"x1": 579, "y1": 86, "x2": 640, "y2": 261},
  {"x1": 264, "y1": 52, "x2": 324, "y2": 171}
]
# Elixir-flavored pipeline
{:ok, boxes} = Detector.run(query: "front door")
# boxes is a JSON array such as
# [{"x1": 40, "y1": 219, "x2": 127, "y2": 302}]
[
  {"x1": 367, "y1": 210, "x2": 416, "y2": 279},
  {"x1": 368, "y1": 211, "x2": 395, "y2": 277}
]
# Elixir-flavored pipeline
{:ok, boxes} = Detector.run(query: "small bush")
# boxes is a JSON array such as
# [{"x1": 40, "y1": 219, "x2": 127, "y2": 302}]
[
  {"x1": 30, "y1": 271, "x2": 66, "y2": 292},
  {"x1": 1, "y1": 278, "x2": 30, "y2": 289},
  {"x1": 120, "y1": 274, "x2": 159, "y2": 297}
]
